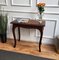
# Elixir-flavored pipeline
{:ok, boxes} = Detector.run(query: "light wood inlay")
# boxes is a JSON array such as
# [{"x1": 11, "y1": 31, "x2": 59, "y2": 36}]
[{"x1": 0, "y1": 39, "x2": 59, "y2": 60}]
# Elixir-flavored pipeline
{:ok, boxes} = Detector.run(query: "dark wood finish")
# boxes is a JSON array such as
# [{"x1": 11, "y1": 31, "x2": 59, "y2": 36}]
[
  {"x1": 18, "y1": 27, "x2": 20, "y2": 41},
  {"x1": 11, "y1": 19, "x2": 45, "y2": 52}
]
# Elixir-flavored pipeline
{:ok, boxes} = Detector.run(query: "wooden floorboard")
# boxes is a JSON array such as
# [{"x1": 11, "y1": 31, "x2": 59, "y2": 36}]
[{"x1": 0, "y1": 39, "x2": 59, "y2": 60}]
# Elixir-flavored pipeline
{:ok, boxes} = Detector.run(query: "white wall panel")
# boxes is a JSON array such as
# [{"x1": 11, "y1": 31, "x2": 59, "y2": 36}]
[
  {"x1": 45, "y1": 8, "x2": 59, "y2": 13},
  {"x1": 11, "y1": 0, "x2": 31, "y2": 6},
  {"x1": 43, "y1": 21, "x2": 56, "y2": 38},
  {"x1": 37, "y1": 0, "x2": 58, "y2": 6},
  {"x1": 43, "y1": 14, "x2": 59, "y2": 20},
  {"x1": 0, "y1": 0, "x2": 7, "y2": 5},
  {"x1": 36, "y1": 20, "x2": 56, "y2": 38}
]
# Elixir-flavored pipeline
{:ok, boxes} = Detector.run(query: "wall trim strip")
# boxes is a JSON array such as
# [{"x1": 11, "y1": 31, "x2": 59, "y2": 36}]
[
  {"x1": 0, "y1": 9, "x2": 59, "y2": 15},
  {"x1": 0, "y1": 0, "x2": 7, "y2": 6},
  {"x1": 11, "y1": 0, "x2": 31, "y2": 7}
]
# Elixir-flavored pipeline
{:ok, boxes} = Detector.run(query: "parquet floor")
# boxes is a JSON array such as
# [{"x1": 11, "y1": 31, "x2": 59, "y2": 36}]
[{"x1": 0, "y1": 39, "x2": 59, "y2": 60}]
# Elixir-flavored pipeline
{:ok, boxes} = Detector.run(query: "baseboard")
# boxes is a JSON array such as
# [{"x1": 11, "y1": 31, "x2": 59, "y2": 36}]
[{"x1": 7, "y1": 38, "x2": 54, "y2": 46}]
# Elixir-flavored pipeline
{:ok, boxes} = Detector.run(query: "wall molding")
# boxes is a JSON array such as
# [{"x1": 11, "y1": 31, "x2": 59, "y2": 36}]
[
  {"x1": 44, "y1": 20, "x2": 57, "y2": 38},
  {"x1": 58, "y1": 0, "x2": 59, "y2": 5},
  {"x1": 7, "y1": 37, "x2": 54, "y2": 45},
  {"x1": 1, "y1": 9, "x2": 59, "y2": 15},
  {"x1": 36, "y1": 19, "x2": 57, "y2": 38},
  {"x1": 44, "y1": 12, "x2": 59, "y2": 15},
  {"x1": 36, "y1": 0, "x2": 59, "y2": 7},
  {"x1": 43, "y1": 19, "x2": 57, "y2": 38},
  {"x1": 45, "y1": 5, "x2": 59, "y2": 8},
  {"x1": 11, "y1": 0, "x2": 31, "y2": 7},
  {"x1": 0, "y1": 0, "x2": 7, "y2": 6}
]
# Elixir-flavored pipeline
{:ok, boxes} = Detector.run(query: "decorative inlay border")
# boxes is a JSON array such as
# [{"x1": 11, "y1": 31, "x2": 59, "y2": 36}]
[{"x1": 11, "y1": 0, "x2": 31, "y2": 7}]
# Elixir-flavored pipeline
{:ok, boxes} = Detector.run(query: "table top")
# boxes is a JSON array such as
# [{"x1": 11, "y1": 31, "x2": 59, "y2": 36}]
[{"x1": 11, "y1": 19, "x2": 45, "y2": 27}]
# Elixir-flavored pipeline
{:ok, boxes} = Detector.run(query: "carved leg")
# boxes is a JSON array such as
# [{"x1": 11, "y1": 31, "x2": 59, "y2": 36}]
[
  {"x1": 39, "y1": 28, "x2": 43, "y2": 52},
  {"x1": 18, "y1": 27, "x2": 20, "y2": 41},
  {"x1": 12, "y1": 25, "x2": 16, "y2": 48}
]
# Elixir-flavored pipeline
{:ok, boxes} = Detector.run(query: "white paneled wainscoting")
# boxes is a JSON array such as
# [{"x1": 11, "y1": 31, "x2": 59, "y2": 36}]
[{"x1": 0, "y1": 0, "x2": 59, "y2": 45}]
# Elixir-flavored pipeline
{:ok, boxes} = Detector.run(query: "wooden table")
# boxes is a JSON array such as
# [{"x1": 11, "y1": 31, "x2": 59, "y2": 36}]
[{"x1": 11, "y1": 19, "x2": 45, "y2": 52}]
